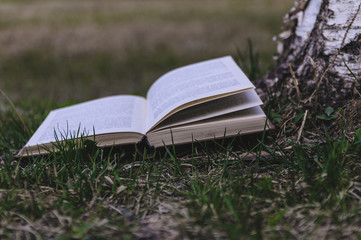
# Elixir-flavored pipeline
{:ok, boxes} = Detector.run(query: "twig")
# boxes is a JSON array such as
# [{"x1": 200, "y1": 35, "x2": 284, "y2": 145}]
[
  {"x1": 308, "y1": 56, "x2": 319, "y2": 86},
  {"x1": 343, "y1": 58, "x2": 360, "y2": 85},
  {"x1": 0, "y1": 85, "x2": 30, "y2": 136},
  {"x1": 306, "y1": 3, "x2": 361, "y2": 102},
  {"x1": 343, "y1": 58, "x2": 361, "y2": 98},
  {"x1": 297, "y1": 110, "x2": 308, "y2": 143},
  {"x1": 7, "y1": 211, "x2": 42, "y2": 240},
  {"x1": 97, "y1": 198, "x2": 159, "y2": 240},
  {"x1": 289, "y1": 64, "x2": 301, "y2": 102}
]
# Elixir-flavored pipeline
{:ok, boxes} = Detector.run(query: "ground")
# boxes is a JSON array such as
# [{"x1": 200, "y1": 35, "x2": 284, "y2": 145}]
[{"x1": 2, "y1": 1, "x2": 361, "y2": 239}]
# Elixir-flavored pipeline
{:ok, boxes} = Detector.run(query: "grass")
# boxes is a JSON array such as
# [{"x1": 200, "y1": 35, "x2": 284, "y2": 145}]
[
  {"x1": 2, "y1": 0, "x2": 361, "y2": 239},
  {"x1": 1, "y1": 101, "x2": 361, "y2": 239}
]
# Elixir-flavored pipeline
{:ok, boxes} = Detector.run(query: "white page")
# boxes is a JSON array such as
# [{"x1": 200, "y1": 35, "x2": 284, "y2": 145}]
[
  {"x1": 145, "y1": 56, "x2": 254, "y2": 130},
  {"x1": 152, "y1": 89, "x2": 263, "y2": 131},
  {"x1": 26, "y1": 95, "x2": 147, "y2": 146}
]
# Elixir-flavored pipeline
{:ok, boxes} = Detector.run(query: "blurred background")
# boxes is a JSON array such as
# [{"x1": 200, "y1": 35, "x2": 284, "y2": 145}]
[{"x1": 0, "y1": 0, "x2": 293, "y2": 104}]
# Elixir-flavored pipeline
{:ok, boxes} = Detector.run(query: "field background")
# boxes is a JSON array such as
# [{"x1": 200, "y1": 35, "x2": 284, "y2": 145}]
[{"x1": 0, "y1": 0, "x2": 293, "y2": 104}]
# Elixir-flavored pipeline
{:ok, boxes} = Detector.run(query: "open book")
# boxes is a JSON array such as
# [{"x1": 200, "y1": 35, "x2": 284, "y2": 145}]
[{"x1": 18, "y1": 56, "x2": 267, "y2": 156}]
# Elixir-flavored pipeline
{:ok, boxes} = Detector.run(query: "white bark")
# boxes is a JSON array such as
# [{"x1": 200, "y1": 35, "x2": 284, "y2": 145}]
[
  {"x1": 324, "y1": 0, "x2": 361, "y2": 87},
  {"x1": 261, "y1": 0, "x2": 361, "y2": 103},
  {"x1": 294, "y1": 0, "x2": 322, "y2": 44}
]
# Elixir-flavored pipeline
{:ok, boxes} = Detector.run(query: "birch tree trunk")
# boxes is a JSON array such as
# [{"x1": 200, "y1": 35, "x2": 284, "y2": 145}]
[{"x1": 258, "y1": 0, "x2": 361, "y2": 105}]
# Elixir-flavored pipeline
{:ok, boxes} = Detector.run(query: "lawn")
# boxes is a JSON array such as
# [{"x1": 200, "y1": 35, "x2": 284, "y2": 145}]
[{"x1": 1, "y1": 0, "x2": 361, "y2": 239}]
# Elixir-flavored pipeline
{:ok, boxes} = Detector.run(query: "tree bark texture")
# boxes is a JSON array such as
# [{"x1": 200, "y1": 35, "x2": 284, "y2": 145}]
[{"x1": 259, "y1": 0, "x2": 361, "y2": 105}]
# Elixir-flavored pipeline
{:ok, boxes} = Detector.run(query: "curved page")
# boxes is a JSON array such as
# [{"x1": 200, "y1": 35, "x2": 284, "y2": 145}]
[
  {"x1": 151, "y1": 89, "x2": 262, "y2": 132},
  {"x1": 145, "y1": 56, "x2": 254, "y2": 131}
]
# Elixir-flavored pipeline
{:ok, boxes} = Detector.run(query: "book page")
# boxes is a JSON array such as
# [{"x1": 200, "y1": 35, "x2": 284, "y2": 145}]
[
  {"x1": 145, "y1": 56, "x2": 254, "y2": 130},
  {"x1": 26, "y1": 95, "x2": 147, "y2": 147},
  {"x1": 152, "y1": 89, "x2": 262, "y2": 131}
]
